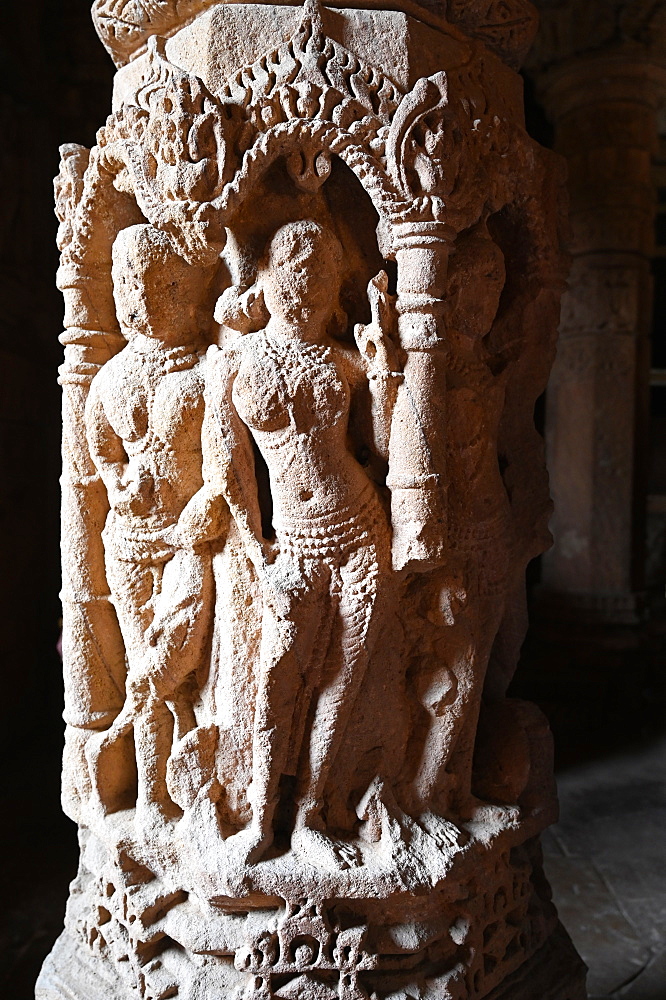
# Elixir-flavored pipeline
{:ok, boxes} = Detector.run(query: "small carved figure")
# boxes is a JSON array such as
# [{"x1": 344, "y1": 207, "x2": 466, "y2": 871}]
[
  {"x1": 84, "y1": 224, "x2": 223, "y2": 833},
  {"x1": 204, "y1": 220, "x2": 401, "y2": 870},
  {"x1": 412, "y1": 222, "x2": 512, "y2": 815}
]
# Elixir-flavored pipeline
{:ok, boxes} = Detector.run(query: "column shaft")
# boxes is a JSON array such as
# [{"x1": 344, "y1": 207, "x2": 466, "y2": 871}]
[{"x1": 540, "y1": 58, "x2": 666, "y2": 620}]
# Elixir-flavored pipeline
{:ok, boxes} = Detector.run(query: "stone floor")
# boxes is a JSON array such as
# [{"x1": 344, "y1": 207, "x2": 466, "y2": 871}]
[
  {"x1": 1, "y1": 737, "x2": 664, "y2": 999},
  {"x1": 544, "y1": 735, "x2": 666, "y2": 999}
]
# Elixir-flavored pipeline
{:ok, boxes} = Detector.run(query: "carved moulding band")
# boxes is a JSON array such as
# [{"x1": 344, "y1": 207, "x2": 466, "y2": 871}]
[{"x1": 92, "y1": 0, "x2": 538, "y2": 69}]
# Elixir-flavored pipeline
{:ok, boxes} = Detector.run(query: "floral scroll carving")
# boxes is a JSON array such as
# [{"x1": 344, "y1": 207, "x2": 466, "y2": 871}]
[{"x1": 39, "y1": 3, "x2": 582, "y2": 1000}]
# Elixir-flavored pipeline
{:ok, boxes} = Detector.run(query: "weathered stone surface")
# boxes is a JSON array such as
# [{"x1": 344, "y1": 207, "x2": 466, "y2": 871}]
[
  {"x1": 93, "y1": 0, "x2": 538, "y2": 70},
  {"x1": 38, "y1": 2, "x2": 580, "y2": 998}
]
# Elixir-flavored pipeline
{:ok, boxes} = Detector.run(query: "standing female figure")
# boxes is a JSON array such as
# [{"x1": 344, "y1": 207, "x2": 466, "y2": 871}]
[{"x1": 204, "y1": 220, "x2": 400, "y2": 871}]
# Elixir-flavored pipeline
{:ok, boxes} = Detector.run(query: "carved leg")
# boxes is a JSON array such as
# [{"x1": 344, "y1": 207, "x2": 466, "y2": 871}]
[
  {"x1": 134, "y1": 694, "x2": 181, "y2": 829},
  {"x1": 84, "y1": 554, "x2": 157, "y2": 815},
  {"x1": 106, "y1": 551, "x2": 159, "y2": 654},
  {"x1": 134, "y1": 548, "x2": 214, "y2": 828},
  {"x1": 283, "y1": 576, "x2": 337, "y2": 786},
  {"x1": 225, "y1": 559, "x2": 332, "y2": 866},
  {"x1": 439, "y1": 597, "x2": 508, "y2": 818},
  {"x1": 151, "y1": 546, "x2": 213, "y2": 695},
  {"x1": 293, "y1": 542, "x2": 387, "y2": 868},
  {"x1": 168, "y1": 688, "x2": 198, "y2": 743}
]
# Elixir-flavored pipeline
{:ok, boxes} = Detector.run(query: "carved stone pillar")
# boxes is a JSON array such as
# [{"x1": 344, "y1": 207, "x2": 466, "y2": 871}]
[
  {"x1": 389, "y1": 220, "x2": 453, "y2": 571},
  {"x1": 529, "y1": 2, "x2": 666, "y2": 623},
  {"x1": 38, "y1": 3, "x2": 584, "y2": 999}
]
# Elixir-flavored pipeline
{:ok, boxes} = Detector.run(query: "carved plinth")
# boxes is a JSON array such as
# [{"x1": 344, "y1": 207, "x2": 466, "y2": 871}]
[{"x1": 38, "y1": 2, "x2": 582, "y2": 999}]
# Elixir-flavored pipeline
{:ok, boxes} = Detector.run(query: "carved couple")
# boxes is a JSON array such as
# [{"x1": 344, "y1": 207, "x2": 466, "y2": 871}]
[{"x1": 85, "y1": 220, "x2": 401, "y2": 870}]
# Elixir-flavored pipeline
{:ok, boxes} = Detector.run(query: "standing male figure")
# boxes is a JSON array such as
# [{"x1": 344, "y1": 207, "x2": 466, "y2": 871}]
[{"x1": 84, "y1": 223, "x2": 224, "y2": 834}]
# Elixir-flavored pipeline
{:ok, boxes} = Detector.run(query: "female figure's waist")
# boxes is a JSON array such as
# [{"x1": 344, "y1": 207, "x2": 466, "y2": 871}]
[
  {"x1": 273, "y1": 481, "x2": 387, "y2": 542},
  {"x1": 103, "y1": 509, "x2": 177, "y2": 563}
]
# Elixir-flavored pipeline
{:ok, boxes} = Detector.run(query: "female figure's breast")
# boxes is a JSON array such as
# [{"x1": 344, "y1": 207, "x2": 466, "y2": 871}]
[
  {"x1": 232, "y1": 344, "x2": 348, "y2": 437},
  {"x1": 232, "y1": 353, "x2": 290, "y2": 433},
  {"x1": 103, "y1": 366, "x2": 149, "y2": 447},
  {"x1": 233, "y1": 341, "x2": 377, "y2": 527},
  {"x1": 152, "y1": 367, "x2": 206, "y2": 451}
]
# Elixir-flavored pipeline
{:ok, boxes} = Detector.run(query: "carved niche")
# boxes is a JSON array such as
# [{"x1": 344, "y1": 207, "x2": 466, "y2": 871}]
[{"x1": 39, "y1": 2, "x2": 584, "y2": 1000}]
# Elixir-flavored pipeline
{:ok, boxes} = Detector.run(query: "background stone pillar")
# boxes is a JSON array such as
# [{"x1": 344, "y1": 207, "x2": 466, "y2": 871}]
[{"x1": 529, "y1": 2, "x2": 666, "y2": 622}]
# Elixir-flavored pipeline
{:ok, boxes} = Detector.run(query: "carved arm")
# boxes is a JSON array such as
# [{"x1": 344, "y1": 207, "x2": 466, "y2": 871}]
[
  {"x1": 353, "y1": 271, "x2": 403, "y2": 462},
  {"x1": 202, "y1": 345, "x2": 268, "y2": 572},
  {"x1": 84, "y1": 378, "x2": 130, "y2": 508}
]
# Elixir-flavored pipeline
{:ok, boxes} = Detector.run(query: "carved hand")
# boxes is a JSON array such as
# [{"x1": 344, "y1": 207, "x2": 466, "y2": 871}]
[
  {"x1": 175, "y1": 488, "x2": 229, "y2": 548},
  {"x1": 257, "y1": 555, "x2": 303, "y2": 620},
  {"x1": 354, "y1": 271, "x2": 400, "y2": 375},
  {"x1": 354, "y1": 322, "x2": 397, "y2": 374},
  {"x1": 122, "y1": 672, "x2": 153, "y2": 715},
  {"x1": 111, "y1": 465, "x2": 155, "y2": 516},
  {"x1": 214, "y1": 284, "x2": 268, "y2": 333}
]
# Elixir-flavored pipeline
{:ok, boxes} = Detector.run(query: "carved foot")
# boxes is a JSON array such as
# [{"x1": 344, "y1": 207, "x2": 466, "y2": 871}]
[
  {"x1": 463, "y1": 801, "x2": 520, "y2": 844},
  {"x1": 223, "y1": 824, "x2": 273, "y2": 869},
  {"x1": 135, "y1": 802, "x2": 180, "y2": 846},
  {"x1": 292, "y1": 827, "x2": 362, "y2": 872},
  {"x1": 418, "y1": 811, "x2": 467, "y2": 851}
]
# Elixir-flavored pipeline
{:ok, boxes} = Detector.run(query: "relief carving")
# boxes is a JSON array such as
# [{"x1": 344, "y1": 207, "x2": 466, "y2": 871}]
[
  {"x1": 93, "y1": 0, "x2": 539, "y2": 69},
  {"x1": 38, "y1": 2, "x2": 583, "y2": 999}
]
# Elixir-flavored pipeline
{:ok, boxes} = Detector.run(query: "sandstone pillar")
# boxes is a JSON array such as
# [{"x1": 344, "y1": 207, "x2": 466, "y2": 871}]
[
  {"x1": 38, "y1": 2, "x2": 584, "y2": 999},
  {"x1": 529, "y1": 3, "x2": 666, "y2": 623}
]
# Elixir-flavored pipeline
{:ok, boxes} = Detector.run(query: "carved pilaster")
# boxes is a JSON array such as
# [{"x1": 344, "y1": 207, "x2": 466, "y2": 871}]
[{"x1": 388, "y1": 223, "x2": 452, "y2": 570}]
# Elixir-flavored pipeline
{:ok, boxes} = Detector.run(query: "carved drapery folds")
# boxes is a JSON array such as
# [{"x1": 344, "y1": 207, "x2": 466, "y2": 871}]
[{"x1": 39, "y1": 2, "x2": 583, "y2": 999}]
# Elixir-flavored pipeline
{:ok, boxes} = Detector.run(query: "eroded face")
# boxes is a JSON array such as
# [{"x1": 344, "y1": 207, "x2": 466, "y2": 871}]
[
  {"x1": 112, "y1": 226, "x2": 201, "y2": 346},
  {"x1": 262, "y1": 225, "x2": 341, "y2": 329},
  {"x1": 447, "y1": 232, "x2": 506, "y2": 341}
]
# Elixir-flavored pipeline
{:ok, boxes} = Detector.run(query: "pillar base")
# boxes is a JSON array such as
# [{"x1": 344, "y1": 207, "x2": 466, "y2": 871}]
[
  {"x1": 36, "y1": 804, "x2": 583, "y2": 1000},
  {"x1": 484, "y1": 923, "x2": 587, "y2": 1000},
  {"x1": 37, "y1": 920, "x2": 587, "y2": 1000}
]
